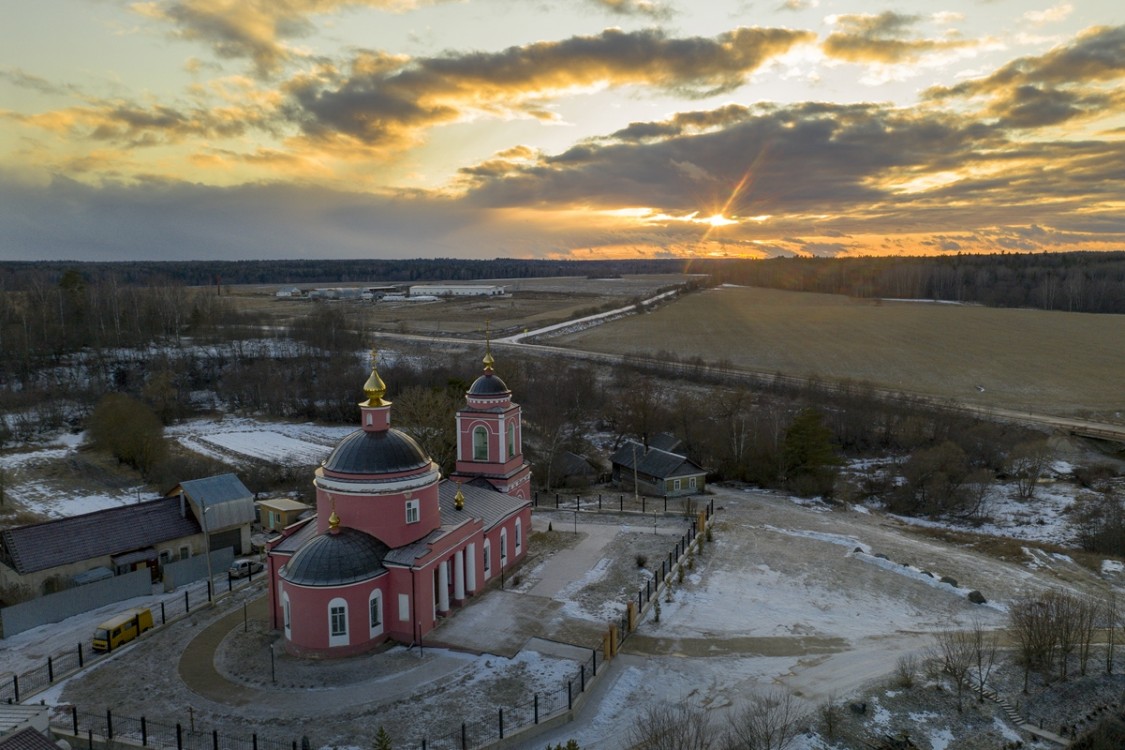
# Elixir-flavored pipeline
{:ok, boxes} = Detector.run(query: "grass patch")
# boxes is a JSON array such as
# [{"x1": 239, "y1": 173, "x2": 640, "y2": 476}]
[{"x1": 555, "y1": 286, "x2": 1125, "y2": 420}]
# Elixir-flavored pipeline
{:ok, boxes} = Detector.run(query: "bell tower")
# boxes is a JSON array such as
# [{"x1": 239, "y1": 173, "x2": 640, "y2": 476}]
[{"x1": 450, "y1": 336, "x2": 531, "y2": 499}]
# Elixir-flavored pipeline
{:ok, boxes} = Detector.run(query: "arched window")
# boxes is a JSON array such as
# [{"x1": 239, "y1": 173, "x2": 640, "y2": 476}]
[
  {"x1": 369, "y1": 589, "x2": 383, "y2": 638},
  {"x1": 500, "y1": 529, "x2": 508, "y2": 567},
  {"x1": 282, "y1": 592, "x2": 291, "y2": 640},
  {"x1": 515, "y1": 518, "x2": 522, "y2": 554},
  {"x1": 473, "y1": 426, "x2": 489, "y2": 461},
  {"x1": 483, "y1": 539, "x2": 492, "y2": 579},
  {"x1": 507, "y1": 423, "x2": 516, "y2": 459},
  {"x1": 328, "y1": 597, "x2": 349, "y2": 647}
]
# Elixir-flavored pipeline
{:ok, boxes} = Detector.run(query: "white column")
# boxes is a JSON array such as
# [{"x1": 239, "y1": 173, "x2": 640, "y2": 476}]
[
  {"x1": 466, "y1": 543, "x2": 477, "y2": 593},
  {"x1": 454, "y1": 549, "x2": 465, "y2": 601},
  {"x1": 437, "y1": 559, "x2": 450, "y2": 613}
]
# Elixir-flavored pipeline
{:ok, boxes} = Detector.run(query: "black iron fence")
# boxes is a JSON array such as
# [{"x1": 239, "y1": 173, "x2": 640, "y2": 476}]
[
  {"x1": 2, "y1": 574, "x2": 262, "y2": 705},
  {"x1": 413, "y1": 647, "x2": 599, "y2": 750},
  {"x1": 60, "y1": 706, "x2": 294, "y2": 750},
  {"x1": 533, "y1": 491, "x2": 709, "y2": 517}
]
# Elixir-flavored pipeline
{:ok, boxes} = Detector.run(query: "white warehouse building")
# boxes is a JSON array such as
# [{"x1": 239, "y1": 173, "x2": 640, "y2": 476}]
[{"x1": 409, "y1": 284, "x2": 506, "y2": 297}]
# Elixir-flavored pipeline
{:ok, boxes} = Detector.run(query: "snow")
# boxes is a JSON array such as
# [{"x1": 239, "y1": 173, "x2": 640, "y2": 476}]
[
  {"x1": 992, "y1": 715, "x2": 1022, "y2": 742},
  {"x1": 891, "y1": 479, "x2": 1078, "y2": 547},
  {"x1": 760, "y1": 524, "x2": 871, "y2": 554},
  {"x1": 928, "y1": 727, "x2": 955, "y2": 750},
  {"x1": 1103, "y1": 559, "x2": 1124, "y2": 575}
]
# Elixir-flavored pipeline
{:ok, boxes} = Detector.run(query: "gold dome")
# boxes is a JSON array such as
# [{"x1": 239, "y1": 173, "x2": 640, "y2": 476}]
[
  {"x1": 328, "y1": 509, "x2": 341, "y2": 533},
  {"x1": 362, "y1": 348, "x2": 390, "y2": 406}
]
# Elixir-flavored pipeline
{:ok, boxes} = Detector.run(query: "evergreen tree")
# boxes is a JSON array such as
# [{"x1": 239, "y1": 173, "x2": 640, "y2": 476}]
[
  {"x1": 781, "y1": 408, "x2": 839, "y2": 498},
  {"x1": 373, "y1": 727, "x2": 392, "y2": 750}
]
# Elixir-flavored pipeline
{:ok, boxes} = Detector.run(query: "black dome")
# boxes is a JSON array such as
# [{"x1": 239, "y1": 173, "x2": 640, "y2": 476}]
[
  {"x1": 281, "y1": 528, "x2": 389, "y2": 586},
  {"x1": 323, "y1": 429, "x2": 431, "y2": 475},
  {"x1": 468, "y1": 372, "x2": 509, "y2": 396}
]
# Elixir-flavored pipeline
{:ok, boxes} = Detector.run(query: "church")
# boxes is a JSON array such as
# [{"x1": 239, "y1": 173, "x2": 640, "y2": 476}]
[{"x1": 265, "y1": 347, "x2": 532, "y2": 657}]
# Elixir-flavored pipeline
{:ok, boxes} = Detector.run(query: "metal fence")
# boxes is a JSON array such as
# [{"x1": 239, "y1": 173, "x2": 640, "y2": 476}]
[
  {"x1": 412, "y1": 648, "x2": 600, "y2": 750},
  {"x1": 61, "y1": 706, "x2": 294, "y2": 750},
  {"x1": 534, "y1": 491, "x2": 711, "y2": 517},
  {"x1": 1, "y1": 572, "x2": 263, "y2": 705}
]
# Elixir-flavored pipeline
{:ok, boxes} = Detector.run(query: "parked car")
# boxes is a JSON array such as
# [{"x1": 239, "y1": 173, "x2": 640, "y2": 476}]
[{"x1": 228, "y1": 558, "x2": 264, "y2": 578}]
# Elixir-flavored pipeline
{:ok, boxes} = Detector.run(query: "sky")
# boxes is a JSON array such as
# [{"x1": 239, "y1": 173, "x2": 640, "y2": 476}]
[{"x1": 1, "y1": 0, "x2": 1123, "y2": 261}]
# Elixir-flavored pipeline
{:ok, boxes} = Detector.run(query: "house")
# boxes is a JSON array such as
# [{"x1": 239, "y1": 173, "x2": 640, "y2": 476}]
[
  {"x1": 549, "y1": 451, "x2": 602, "y2": 489},
  {"x1": 0, "y1": 705, "x2": 51, "y2": 750},
  {"x1": 0, "y1": 497, "x2": 202, "y2": 595},
  {"x1": 267, "y1": 346, "x2": 532, "y2": 658},
  {"x1": 408, "y1": 284, "x2": 505, "y2": 297},
  {"x1": 257, "y1": 497, "x2": 312, "y2": 532},
  {"x1": 166, "y1": 474, "x2": 256, "y2": 556},
  {"x1": 610, "y1": 440, "x2": 707, "y2": 497}
]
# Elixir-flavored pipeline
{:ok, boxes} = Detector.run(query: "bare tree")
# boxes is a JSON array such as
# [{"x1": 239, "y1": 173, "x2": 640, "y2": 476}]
[
  {"x1": 1051, "y1": 591, "x2": 1084, "y2": 681},
  {"x1": 723, "y1": 690, "x2": 807, "y2": 750},
  {"x1": 1009, "y1": 596, "x2": 1054, "y2": 692},
  {"x1": 1009, "y1": 439, "x2": 1050, "y2": 501},
  {"x1": 1107, "y1": 590, "x2": 1119, "y2": 675},
  {"x1": 629, "y1": 702, "x2": 717, "y2": 750},
  {"x1": 933, "y1": 629, "x2": 975, "y2": 712},
  {"x1": 969, "y1": 620, "x2": 999, "y2": 702},
  {"x1": 1076, "y1": 596, "x2": 1100, "y2": 677}
]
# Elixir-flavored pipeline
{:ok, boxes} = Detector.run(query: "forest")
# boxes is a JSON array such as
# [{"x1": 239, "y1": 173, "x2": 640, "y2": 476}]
[{"x1": 3, "y1": 250, "x2": 1124, "y2": 312}]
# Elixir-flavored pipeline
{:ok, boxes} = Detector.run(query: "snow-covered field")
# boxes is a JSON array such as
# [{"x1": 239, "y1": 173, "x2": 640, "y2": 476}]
[{"x1": 168, "y1": 417, "x2": 352, "y2": 466}]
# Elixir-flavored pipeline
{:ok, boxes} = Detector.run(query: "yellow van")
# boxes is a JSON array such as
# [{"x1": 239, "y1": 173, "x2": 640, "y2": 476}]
[{"x1": 92, "y1": 607, "x2": 154, "y2": 652}]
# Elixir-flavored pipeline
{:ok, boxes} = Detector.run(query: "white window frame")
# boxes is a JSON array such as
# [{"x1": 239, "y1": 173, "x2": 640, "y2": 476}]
[
  {"x1": 483, "y1": 539, "x2": 492, "y2": 579},
  {"x1": 674, "y1": 478, "x2": 682, "y2": 491},
  {"x1": 500, "y1": 528, "x2": 508, "y2": 567},
  {"x1": 405, "y1": 499, "x2": 420, "y2": 524},
  {"x1": 328, "y1": 598, "x2": 348, "y2": 647},
  {"x1": 473, "y1": 425, "x2": 489, "y2": 461},
  {"x1": 689, "y1": 476, "x2": 697, "y2": 489},
  {"x1": 507, "y1": 423, "x2": 516, "y2": 459},
  {"x1": 398, "y1": 593, "x2": 410, "y2": 622},
  {"x1": 369, "y1": 589, "x2": 384, "y2": 637},
  {"x1": 515, "y1": 518, "x2": 522, "y2": 555},
  {"x1": 282, "y1": 591, "x2": 292, "y2": 639}
]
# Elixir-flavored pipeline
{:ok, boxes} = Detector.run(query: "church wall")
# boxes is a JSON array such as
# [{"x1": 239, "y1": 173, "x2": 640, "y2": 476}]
[
  {"x1": 281, "y1": 574, "x2": 390, "y2": 658},
  {"x1": 316, "y1": 482, "x2": 440, "y2": 549}
]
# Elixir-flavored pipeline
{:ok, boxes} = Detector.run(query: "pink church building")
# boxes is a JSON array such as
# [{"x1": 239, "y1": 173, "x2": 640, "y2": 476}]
[{"x1": 266, "y1": 349, "x2": 532, "y2": 657}]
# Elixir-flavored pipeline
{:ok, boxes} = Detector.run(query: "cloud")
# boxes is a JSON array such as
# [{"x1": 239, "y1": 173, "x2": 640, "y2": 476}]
[
  {"x1": 0, "y1": 68, "x2": 75, "y2": 96},
  {"x1": 286, "y1": 27, "x2": 815, "y2": 150},
  {"x1": 4, "y1": 94, "x2": 280, "y2": 148},
  {"x1": 822, "y1": 11, "x2": 974, "y2": 64},
  {"x1": 777, "y1": 0, "x2": 817, "y2": 11},
  {"x1": 131, "y1": 0, "x2": 445, "y2": 77},
  {"x1": 1023, "y1": 3, "x2": 1073, "y2": 26},
  {"x1": 925, "y1": 25, "x2": 1125, "y2": 127},
  {"x1": 587, "y1": 0, "x2": 672, "y2": 18}
]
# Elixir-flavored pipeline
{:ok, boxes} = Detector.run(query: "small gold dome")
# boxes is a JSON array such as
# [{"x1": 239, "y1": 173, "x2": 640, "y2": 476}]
[
  {"x1": 363, "y1": 348, "x2": 389, "y2": 405},
  {"x1": 328, "y1": 509, "x2": 341, "y2": 533},
  {"x1": 454, "y1": 483, "x2": 465, "y2": 511}
]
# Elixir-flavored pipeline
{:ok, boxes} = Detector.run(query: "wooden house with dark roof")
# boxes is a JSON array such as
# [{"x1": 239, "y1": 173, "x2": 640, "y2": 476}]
[
  {"x1": 0, "y1": 497, "x2": 203, "y2": 596},
  {"x1": 611, "y1": 439, "x2": 707, "y2": 497}
]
